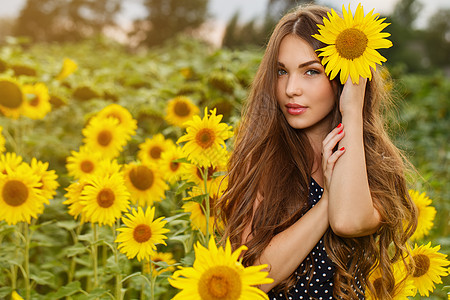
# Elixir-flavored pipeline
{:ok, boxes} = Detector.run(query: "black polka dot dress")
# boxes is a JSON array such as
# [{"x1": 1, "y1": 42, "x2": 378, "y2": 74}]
[{"x1": 267, "y1": 178, "x2": 364, "y2": 300}]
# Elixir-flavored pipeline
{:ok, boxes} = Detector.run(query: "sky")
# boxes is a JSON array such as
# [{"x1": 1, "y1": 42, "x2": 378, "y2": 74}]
[{"x1": 0, "y1": 0, "x2": 448, "y2": 29}]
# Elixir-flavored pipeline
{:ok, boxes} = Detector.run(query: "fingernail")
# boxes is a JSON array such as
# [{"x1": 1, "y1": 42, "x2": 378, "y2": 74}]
[
  {"x1": 337, "y1": 123, "x2": 342, "y2": 128},
  {"x1": 338, "y1": 129, "x2": 343, "y2": 134},
  {"x1": 340, "y1": 147, "x2": 345, "y2": 151}
]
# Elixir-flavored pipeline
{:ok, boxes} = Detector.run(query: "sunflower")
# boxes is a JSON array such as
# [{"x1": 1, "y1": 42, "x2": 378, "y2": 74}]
[
  {"x1": 0, "y1": 163, "x2": 46, "y2": 225},
  {"x1": 0, "y1": 152, "x2": 23, "y2": 174},
  {"x1": 312, "y1": 4, "x2": 393, "y2": 84},
  {"x1": 158, "y1": 145, "x2": 189, "y2": 184},
  {"x1": 115, "y1": 206, "x2": 170, "y2": 262},
  {"x1": 123, "y1": 162, "x2": 168, "y2": 207},
  {"x1": 177, "y1": 107, "x2": 233, "y2": 168},
  {"x1": 182, "y1": 159, "x2": 227, "y2": 190},
  {"x1": 169, "y1": 238, "x2": 273, "y2": 300},
  {"x1": 138, "y1": 134, "x2": 174, "y2": 165},
  {"x1": 22, "y1": 82, "x2": 51, "y2": 120},
  {"x1": 66, "y1": 146, "x2": 103, "y2": 179},
  {"x1": 0, "y1": 126, "x2": 5, "y2": 153},
  {"x1": 82, "y1": 116, "x2": 128, "y2": 159},
  {"x1": 366, "y1": 261, "x2": 415, "y2": 299},
  {"x1": 0, "y1": 77, "x2": 25, "y2": 119},
  {"x1": 407, "y1": 242, "x2": 450, "y2": 297},
  {"x1": 63, "y1": 180, "x2": 88, "y2": 223},
  {"x1": 165, "y1": 96, "x2": 200, "y2": 127},
  {"x1": 96, "y1": 104, "x2": 137, "y2": 139},
  {"x1": 56, "y1": 57, "x2": 78, "y2": 81},
  {"x1": 408, "y1": 190, "x2": 436, "y2": 241},
  {"x1": 11, "y1": 291, "x2": 24, "y2": 300},
  {"x1": 30, "y1": 158, "x2": 59, "y2": 200},
  {"x1": 150, "y1": 252, "x2": 177, "y2": 276},
  {"x1": 80, "y1": 173, "x2": 130, "y2": 226}
]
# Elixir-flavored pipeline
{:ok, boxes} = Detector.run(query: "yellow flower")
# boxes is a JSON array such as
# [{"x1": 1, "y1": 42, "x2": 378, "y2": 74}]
[
  {"x1": 11, "y1": 290, "x2": 24, "y2": 300},
  {"x1": 30, "y1": 158, "x2": 59, "y2": 200},
  {"x1": 408, "y1": 242, "x2": 450, "y2": 297},
  {"x1": 182, "y1": 160, "x2": 227, "y2": 189},
  {"x1": 81, "y1": 173, "x2": 130, "y2": 226},
  {"x1": 63, "y1": 180, "x2": 88, "y2": 223},
  {"x1": 22, "y1": 82, "x2": 51, "y2": 120},
  {"x1": 150, "y1": 252, "x2": 177, "y2": 276},
  {"x1": 0, "y1": 164, "x2": 46, "y2": 225},
  {"x1": 408, "y1": 190, "x2": 436, "y2": 241},
  {"x1": 82, "y1": 116, "x2": 128, "y2": 159},
  {"x1": 165, "y1": 96, "x2": 200, "y2": 127},
  {"x1": 0, "y1": 152, "x2": 24, "y2": 174},
  {"x1": 66, "y1": 146, "x2": 103, "y2": 179},
  {"x1": 177, "y1": 107, "x2": 233, "y2": 168},
  {"x1": 0, "y1": 126, "x2": 5, "y2": 153},
  {"x1": 169, "y1": 238, "x2": 273, "y2": 300},
  {"x1": 56, "y1": 58, "x2": 78, "y2": 81},
  {"x1": 138, "y1": 133, "x2": 174, "y2": 164},
  {"x1": 95, "y1": 104, "x2": 137, "y2": 139},
  {"x1": 312, "y1": 4, "x2": 393, "y2": 84},
  {"x1": 159, "y1": 145, "x2": 189, "y2": 184},
  {"x1": 123, "y1": 162, "x2": 168, "y2": 207},
  {"x1": 115, "y1": 206, "x2": 170, "y2": 262},
  {"x1": 0, "y1": 77, "x2": 25, "y2": 119}
]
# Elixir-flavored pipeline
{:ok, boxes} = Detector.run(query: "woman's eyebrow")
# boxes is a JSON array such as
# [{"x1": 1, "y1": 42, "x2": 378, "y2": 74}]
[{"x1": 277, "y1": 60, "x2": 321, "y2": 68}]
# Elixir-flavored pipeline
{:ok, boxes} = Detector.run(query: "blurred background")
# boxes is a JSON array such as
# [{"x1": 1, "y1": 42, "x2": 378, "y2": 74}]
[{"x1": 0, "y1": 0, "x2": 448, "y2": 298}]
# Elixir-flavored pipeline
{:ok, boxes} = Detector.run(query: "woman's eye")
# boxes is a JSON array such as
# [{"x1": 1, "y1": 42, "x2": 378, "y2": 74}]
[
  {"x1": 306, "y1": 69, "x2": 320, "y2": 76},
  {"x1": 277, "y1": 69, "x2": 287, "y2": 76}
]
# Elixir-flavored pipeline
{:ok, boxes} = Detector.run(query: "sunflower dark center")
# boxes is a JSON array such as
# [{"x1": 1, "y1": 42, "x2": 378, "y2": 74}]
[
  {"x1": 335, "y1": 28, "x2": 368, "y2": 60},
  {"x1": 0, "y1": 80, "x2": 24, "y2": 109},
  {"x1": 30, "y1": 96, "x2": 40, "y2": 107},
  {"x1": 129, "y1": 165, "x2": 154, "y2": 190},
  {"x1": 133, "y1": 224, "x2": 152, "y2": 243},
  {"x1": 170, "y1": 161, "x2": 180, "y2": 172},
  {"x1": 2, "y1": 180, "x2": 29, "y2": 206},
  {"x1": 200, "y1": 196, "x2": 216, "y2": 216},
  {"x1": 413, "y1": 254, "x2": 430, "y2": 277},
  {"x1": 149, "y1": 146, "x2": 162, "y2": 159},
  {"x1": 196, "y1": 167, "x2": 216, "y2": 181},
  {"x1": 174, "y1": 101, "x2": 191, "y2": 117},
  {"x1": 97, "y1": 188, "x2": 115, "y2": 208},
  {"x1": 80, "y1": 160, "x2": 95, "y2": 173},
  {"x1": 195, "y1": 128, "x2": 215, "y2": 149},
  {"x1": 198, "y1": 265, "x2": 241, "y2": 300},
  {"x1": 97, "y1": 130, "x2": 113, "y2": 146}
]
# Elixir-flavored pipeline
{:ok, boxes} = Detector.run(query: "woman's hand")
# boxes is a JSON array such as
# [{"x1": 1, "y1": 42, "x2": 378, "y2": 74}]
[
  {"x1": 339, "y1": 76, "x2": 367, "y2": 115},
  {"x1": 321, "y1": 123, "x2": 346, "y2": 192}
]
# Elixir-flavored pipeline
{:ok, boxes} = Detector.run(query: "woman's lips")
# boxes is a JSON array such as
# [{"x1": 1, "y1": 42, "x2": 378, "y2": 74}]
[{"x1": 286, "y1": 103, "x2": 307, "y2": 115}]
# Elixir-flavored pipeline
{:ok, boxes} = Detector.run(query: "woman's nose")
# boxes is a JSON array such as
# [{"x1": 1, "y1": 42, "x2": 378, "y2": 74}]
[{"x1": 285, "y1": 74, "x2": 302, "y2": 97}]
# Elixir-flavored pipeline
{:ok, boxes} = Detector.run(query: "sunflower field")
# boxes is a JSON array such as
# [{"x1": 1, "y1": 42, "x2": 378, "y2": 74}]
[{"x1": 0, "y1": 34, "x2": 449, "y2": 300}]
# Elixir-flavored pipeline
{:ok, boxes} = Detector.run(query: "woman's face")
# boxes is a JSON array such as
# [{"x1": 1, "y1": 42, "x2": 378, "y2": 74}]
[{"x1": 276, "y1": 34, "x2": 337, "y2": 135}]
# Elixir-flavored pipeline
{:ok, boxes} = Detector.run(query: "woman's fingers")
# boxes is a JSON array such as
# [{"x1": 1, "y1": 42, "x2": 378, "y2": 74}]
[{"x1": 322, "y1": 123, "x2": 345, "y2": 159}]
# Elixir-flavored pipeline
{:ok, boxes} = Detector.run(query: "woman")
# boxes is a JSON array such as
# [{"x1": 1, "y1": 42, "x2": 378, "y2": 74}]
[{"x1": 217, "y1": 4, "x2": 417, "y2": 300}]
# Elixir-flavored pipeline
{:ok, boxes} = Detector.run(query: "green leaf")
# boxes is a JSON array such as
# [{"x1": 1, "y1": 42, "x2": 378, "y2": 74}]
[
  {"x1": 56, "y1": 220, "x2": 80, "y2": 231},
  {"x1": 175, "y1": 181, "x2": 196, "y2": 195},
  {"x1": 30, "y1": 271, "x2": 55, "y2": 286},
  {"x1": 63, "y1": 243, "x2": 88, "y2": 258},
  {"x1": 186, "y1": 193, "x2": 208, "y2": 204},
  {"x1": 44, "y1": 281, "x2": 81, "y2": 299},
  {"x1": 212, "y1": 171, "x2": 227, "y2": 178},
  {"x1": 0, "y1": 287, "x2": 12, "y2": 298},
  {"x1": 85, "y1": 288, "x2": 109, "y2": 299}
]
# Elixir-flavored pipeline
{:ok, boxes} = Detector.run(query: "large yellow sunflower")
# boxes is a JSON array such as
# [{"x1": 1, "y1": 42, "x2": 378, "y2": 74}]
[
  {"x1": 66, "y1": 146, "x2": 104, "y2": 179},
  {"x1": 82, "y1": 116, "x2": 128, "y2": 159},
  {"x1": 165, "y1": 96, "x2": 200, "y2": 127},
  {"x1": 0, "y1": 164, "x2": 46, "y2": 225},
  {"x1": 115, "y1": 206, "x2": 169, "y2": 262},
  {"x1": 56, "y1": 57, "x2": 78, "y2": 81},
  {"x1": 407, "y1": 242, "x2": 450, "y2": 297},
  {"x1": 312, "y1": 4, "x2": 393, "y2": 84},
  {"x1": 138, "y1": 134, "x2": 174, "y2": 165},
  {"x1": 150, "y1": 252, "x2": 177, "y2": 276},
  {"x1": 0, "y1": 152, "x2": 24, "y2": 174},
  {"x1": 177, "y1": 107, "x2": 233, "y2": 168},
  {"x1": 0, "y1": 126, "x2": 5, "y2": 153},
  {"x1": 30, "y1": 158, "x2": 59, "y2": 201},
  {"x1": 0, "y1": 77, "x2": 25, "y2": 119},
  {"x1": 80, "y1": 173, "x2": 130, "y2": 226},
  {"x1": 366, "y1": 261, "x2": 415, "y2": 299},
  {"x1": 22, "y1": 82, "x2": 51, "y2": 120},
  {"x1": 96, "y1": 104, "x2": 137, "y2": 139},
  {"x1": 123, "y1": 162, "x2": 168, "y2": 207},
  {"x1": 63, "y1": 180, "x2": 88, "y2": 223},
  {"x1": 408, "y1": 190, "x2": 436, "y2": 241},
  {"x1": 169, "y1": 238, "x2": 273, "y2": 300},
  {"x1": 159, "y1": 145, "x2": 189, "y2": 184},
  {"x1": 182, "y1": 160, "x2": 228, "y2": 191}
]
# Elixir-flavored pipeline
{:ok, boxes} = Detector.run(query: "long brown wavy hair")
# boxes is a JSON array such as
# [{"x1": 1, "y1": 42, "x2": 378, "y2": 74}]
[{"x1": 216, "y1": 4, "x2": 418, "y2": 300}]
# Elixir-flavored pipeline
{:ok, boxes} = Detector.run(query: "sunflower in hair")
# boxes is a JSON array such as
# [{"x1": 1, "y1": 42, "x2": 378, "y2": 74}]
[
  {"x1": 408, "y1": 190, "x2": 436, "y2": 241},
  {"x1": 312, "y1": 4, "x2": 393, "y2": 84}
]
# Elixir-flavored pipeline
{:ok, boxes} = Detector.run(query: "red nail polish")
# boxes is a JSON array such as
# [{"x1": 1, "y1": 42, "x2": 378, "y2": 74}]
[
  {"x1": 340, "y1": 147, "x2": 345, "y2": 151},
  {"x1": 338, "y1": 129, "x2": 343, "y2": 134},
  {"x1": 337, "y1": 123, "x2": 342, "y2": 128}
]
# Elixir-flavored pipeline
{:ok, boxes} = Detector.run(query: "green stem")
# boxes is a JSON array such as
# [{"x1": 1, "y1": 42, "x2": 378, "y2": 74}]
[
  {"x1": 68, "y1": 224, "x2": 82, "y2": 283},
  {"x1": 92, "y1": 224, "x2": 98, "y2": 289},
  {"x1": 113, "y1": 221, "x2": 122, "y2": 300},
  {"x1": 149, "y1": 260, "x2": 156, "y2": 300},
  {"x1": 140, "y1": 261, "x2": 146, "y2": 300},
  {"x1": 24, "y1": 223, "x2": 30, "y2": 300},
  {"x1": 202, "y1": 166, "x2": 210, "y2": 245}
]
